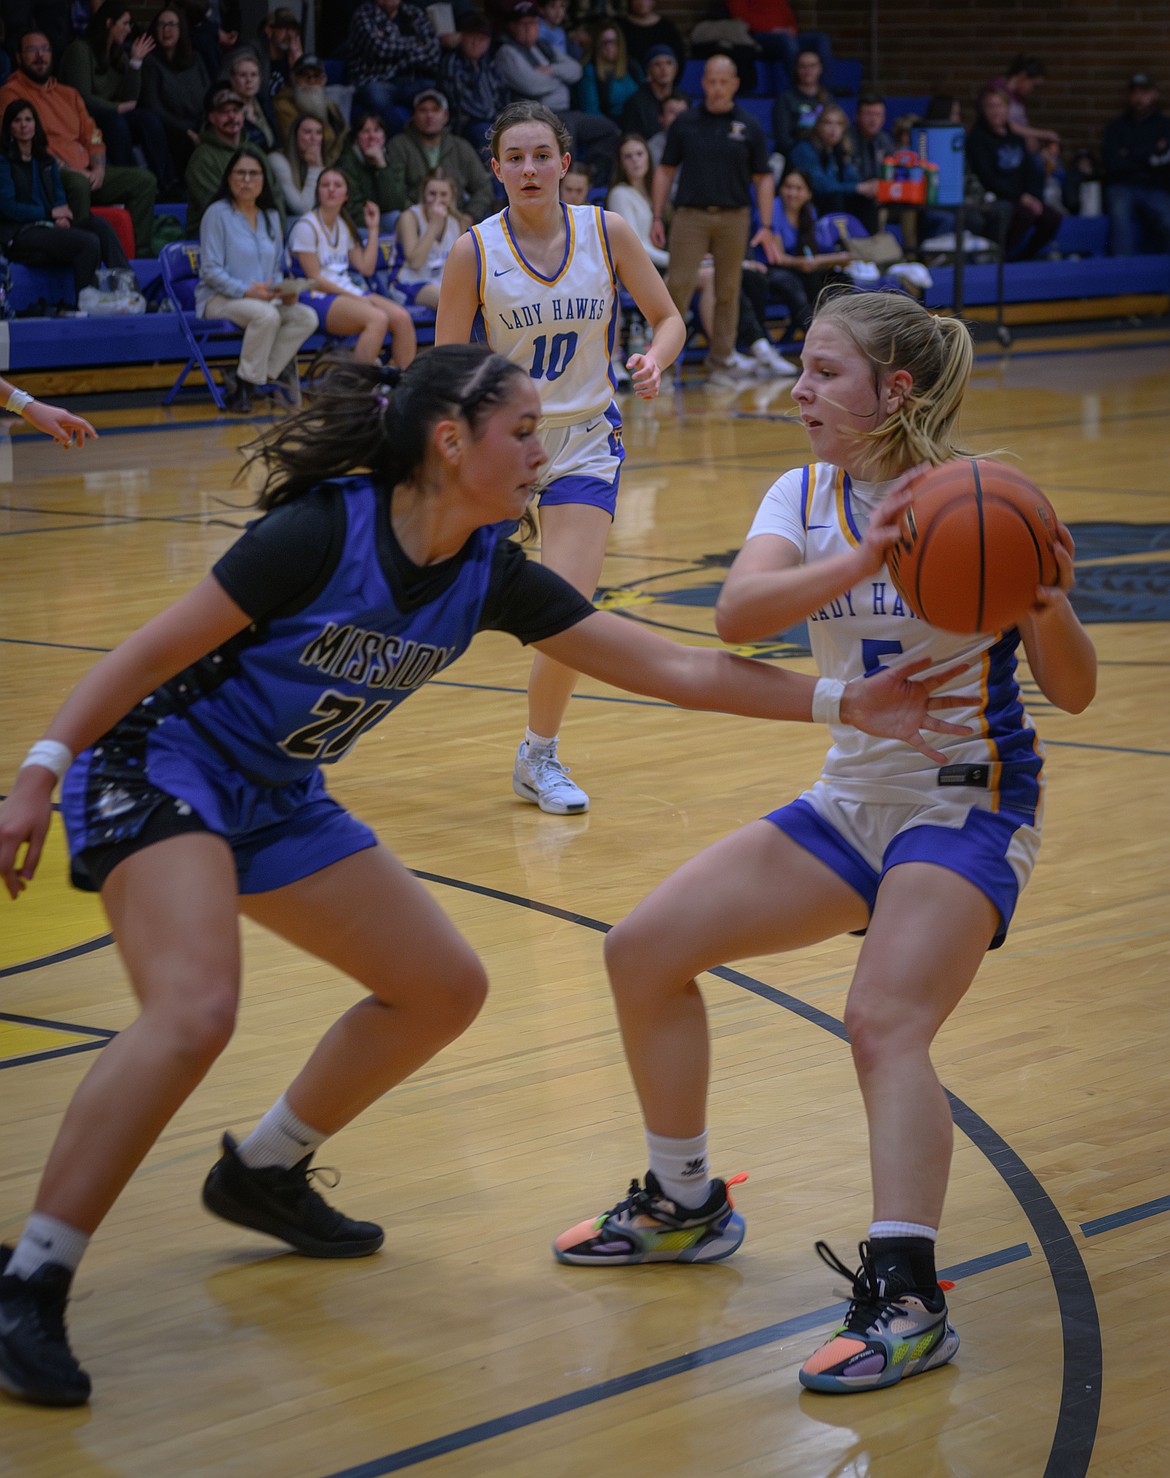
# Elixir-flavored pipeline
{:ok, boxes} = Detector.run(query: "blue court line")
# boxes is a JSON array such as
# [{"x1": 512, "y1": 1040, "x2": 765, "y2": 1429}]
[
  {"x1": 322, "y1": 1244, "x2": 1033, "y2": 1478},
  {"x1": 0, "y1": 935, "x2": 115, "y2": 979},
  {"x1": 1081, "y1": 1194, "x2": 1170, "y2": 1237}
]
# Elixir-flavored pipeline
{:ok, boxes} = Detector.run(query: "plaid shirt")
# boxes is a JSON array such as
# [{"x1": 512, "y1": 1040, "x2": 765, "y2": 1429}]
[
  {"x1": 347, "y1": 0, "x2": 441, "y2": 86},
  {"x1": 438, "y1": 50, "x2": 509, "y2": 130}
]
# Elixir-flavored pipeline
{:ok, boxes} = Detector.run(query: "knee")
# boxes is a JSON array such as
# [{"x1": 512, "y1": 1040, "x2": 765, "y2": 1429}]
[
  {"x1": 146, "y1": 981, "x2": 238, "y2": 1067},
  {"x1": 603, "y1": 913, "x2": 653, "y2": 998},
  {"x1": 429, "y1": 953, "x2": 489, "y2": 1040},
  {"x1": 843, "y1": 985, "x2": 912, "y2": 1076}
]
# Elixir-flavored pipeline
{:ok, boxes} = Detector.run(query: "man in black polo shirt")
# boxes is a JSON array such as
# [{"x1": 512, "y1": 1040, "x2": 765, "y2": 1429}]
[{"x1": 650, "y1": 54, "x2": 781, "y2": 383}]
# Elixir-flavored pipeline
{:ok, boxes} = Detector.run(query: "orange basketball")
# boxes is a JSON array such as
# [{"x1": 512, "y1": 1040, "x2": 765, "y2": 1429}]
[{"x1": 887, "y1": 459, "x2": 1060, "y2": 634}]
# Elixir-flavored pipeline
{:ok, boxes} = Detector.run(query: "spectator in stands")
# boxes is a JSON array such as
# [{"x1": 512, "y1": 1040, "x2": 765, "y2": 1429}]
[
  {"x1": 495, "y1": 1, "x2": 619, "y2": 187},
  {"x1": 608, "y1": 131, "x2": 667, "y2": 266},
  {"x1": 268, "y1": 111, "x2": 324, "y2": 214},
  {"x1": 0, "y1": 96, "x2": 129, "y2": 296},
  {"x1": 648, "y1": 90, "x2": 688, "y2": 167},
  {"x1": 0, "y1": 31, "x2": 157, "y2": 254},
  {"x1": 848, "y1": 89, "x2": 892, "y2": 185},
  {"x1": 437, "y1": 11, "x2": 507, "y2": 158},
  {"x1": 755, "y1": 162, "x2": 846, "y2": 330},
  {"x1": 1102, "y1": 73, "x2": 1170, "y2": 255},
  {"x1": 224, "y1": 46, "x2": 275, "y2": 152},
  {"x1": 559, "y1": 158, "x2": 591, "y2": 203},
  {"x1": 618, "y1": 0, "x2": 684, "y2": 74},
  {"x1": 288, "y1": 164, "x2": 417, "y2": 365},
  {"x1": 924, "y1": 93, "x2": 962, "y2": 125},
  {"x1": 618, "y1": 43, "x2": 680, "y2": 140},
  {"x1": 391, "y1": 165, "x2": 464, "y2": 309},
  {"x1": 724, "y1": 0, "x2": 830, "y2": 82},
  {"x1": 185, "y1": 80, "x2": 279, "y2": 233},
  {"x1": 383, "y1": 86, "x2": 494, "y2": 221},
  {"x1": 347, "y1": 0, "x2": 442, "y2": 127},
  {"x1": 536, "y1": 0, "x2": 582, "y2": 62},
  {"x1": 258, "y1": 7, "x2": 302, "y2": 100},
  {"x1": 966, "y1": 83, "x2": 1060, "y2": 260},
  {"x1": 337, "y1": 109, "x2": 404, "y2": 229},
  {"x1": 140, "y1": 8, "x2": 211, "y2": 174},
  {"x1": 196, "y1": 144, "x2": 316, "y2": 412},
  {"x1": 60, "y1": 1, "x2": 178, "y2": 194},
  {"x1": 577, "y1": 22, "x2": 641, "y2": 124},
  {"x1": 272, "y1": 53, "x2": 347, "y2": 159},
  {"x1": 988, "y1": 54, "x2": 1058, "y2": 154},
  {"x1": 185, "y1": 0, "x2": 240, "y2": 85},
  {"x1": 771, "y1": 45, "x2": 831, "y2": 156},
  {"x1": 788, "y1": 102, "x2": 879, "y2": 230},
  {"x1": 651, "y1": 53, "x2": 781, "y2": 386}
]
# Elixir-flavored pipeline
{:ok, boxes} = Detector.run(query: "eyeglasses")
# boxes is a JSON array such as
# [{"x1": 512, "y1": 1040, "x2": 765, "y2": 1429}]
[{"x1": 231, "y1": 168, "x2": 263, "y2": 179}]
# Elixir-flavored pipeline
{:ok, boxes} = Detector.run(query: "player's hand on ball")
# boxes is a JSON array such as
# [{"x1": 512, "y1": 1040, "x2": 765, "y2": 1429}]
[
  {"x1": 627, "y1": 353, "x2": 661, "y2": 399},
  {"x1": 840, "y1": 657, "x2": 973, "y2": 764},
  {"x1": 1031, "y1": 521, "x2": 1076, "y2": 617}
]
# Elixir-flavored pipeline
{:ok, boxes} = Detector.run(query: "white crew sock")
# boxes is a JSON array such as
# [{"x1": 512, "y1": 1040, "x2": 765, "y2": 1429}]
[
  {"x1": 236, "y1": 1094, "x2": 328, "y2": 1170},
  {"x1": 868, "y1": 1220, "x2": 938, "y2": 1242},
  {"x1": 6, "y1": 1212, "x2": 90, "y2": 1280},
  {"x1": 645, "y1": 1129, "x2": 711, "y2": 1209},
  {"x1": 525, "y1": 728, "x2": 558, "y2": 754}
]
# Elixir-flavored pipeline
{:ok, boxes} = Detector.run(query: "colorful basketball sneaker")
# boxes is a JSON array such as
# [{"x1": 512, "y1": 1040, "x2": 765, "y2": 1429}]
[
  {"x1": 553, "y1": 1172, "x2": 746, "y2": 1266},
  {"x1": 799, "y1": 1240, "x2": 959, "y2": 1393}
]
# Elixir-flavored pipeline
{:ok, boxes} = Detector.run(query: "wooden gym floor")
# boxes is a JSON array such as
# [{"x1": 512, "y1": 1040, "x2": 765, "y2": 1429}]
[{"x1": 1, "y1": 328, "x2": 1168, "y2": 1477}]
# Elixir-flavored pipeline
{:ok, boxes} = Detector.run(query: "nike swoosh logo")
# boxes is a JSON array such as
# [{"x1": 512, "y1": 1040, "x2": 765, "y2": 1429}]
[
  {"x1": 493, "y1": 267, "x2": 515, "y2": 276},
  {"x1": 585, "y1": 419, "x2": 603, "y2": 432},
  {"x1": 806, "y1": 523, "x2": 832, "y2": 529}
]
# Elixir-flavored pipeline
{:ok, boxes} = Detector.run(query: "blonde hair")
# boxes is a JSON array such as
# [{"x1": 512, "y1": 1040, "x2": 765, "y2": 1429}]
[{"x1": 813, "y1": 287, "x2": 975, "y2": 475}]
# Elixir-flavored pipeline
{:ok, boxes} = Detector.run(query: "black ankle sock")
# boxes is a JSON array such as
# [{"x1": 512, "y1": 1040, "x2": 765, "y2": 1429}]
[{"x1": 868, "y1": 1236, "x2": 938, "y2": 1295}]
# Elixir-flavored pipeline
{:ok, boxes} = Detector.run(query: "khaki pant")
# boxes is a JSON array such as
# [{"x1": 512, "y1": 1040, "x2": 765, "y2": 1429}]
[
  {"x1": 665, "y1": 205, "x2": 751, "y2": 367},
  {"x1": 205, "y1": 294, "x2": 319, "y2": 385}
]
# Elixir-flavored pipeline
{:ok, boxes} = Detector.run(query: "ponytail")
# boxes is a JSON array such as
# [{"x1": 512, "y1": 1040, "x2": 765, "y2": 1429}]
[
  {"x1": 812, "y1": 286, "x2": 975, "y2": 476},
  {"x1": 242, "y1": 347, "x2": 528, "y2": 510}
]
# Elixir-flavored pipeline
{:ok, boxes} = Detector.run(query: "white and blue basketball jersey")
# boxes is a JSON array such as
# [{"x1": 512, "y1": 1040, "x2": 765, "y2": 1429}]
[
  {"x1": 470, "y1": 203, "x2": 618, "y2": 426},
  {"x1": 747, "y1": 462, "x2": 1046, "y2": 822}
]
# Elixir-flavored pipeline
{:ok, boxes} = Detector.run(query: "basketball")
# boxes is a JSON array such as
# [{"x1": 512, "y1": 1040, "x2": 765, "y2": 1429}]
[{"x1": 887, "y1": 459, "x2": 1060, "y2": 633}]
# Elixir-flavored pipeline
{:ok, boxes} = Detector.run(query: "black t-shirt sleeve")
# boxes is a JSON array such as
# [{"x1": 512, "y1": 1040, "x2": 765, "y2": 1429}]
[
  {"x1": 478, "y1": 536, "x2": 597, "y2": 645},
  {"x1": 211, "y1": 489, "x2": 344, "y2": 622}
]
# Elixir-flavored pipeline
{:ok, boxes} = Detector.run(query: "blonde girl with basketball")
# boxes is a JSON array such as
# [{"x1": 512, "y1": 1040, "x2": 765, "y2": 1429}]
[
  {"x1": 554, "y1": 287, "x2": 1097, "y2": 1394},
  {"x1": 435, "y1": 100, "x2": 686, "y2": 816}
]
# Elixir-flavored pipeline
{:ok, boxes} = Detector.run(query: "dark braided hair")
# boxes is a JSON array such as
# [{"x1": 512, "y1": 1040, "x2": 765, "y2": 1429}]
[{"x1": 244, "y1": 346, "x2": 530, "y2": 511}]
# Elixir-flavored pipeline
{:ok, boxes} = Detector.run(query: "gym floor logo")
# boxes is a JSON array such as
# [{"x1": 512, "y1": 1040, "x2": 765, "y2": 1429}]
[{"x1": 592, "y1": 522, "x2": 1170, "y2": 652}]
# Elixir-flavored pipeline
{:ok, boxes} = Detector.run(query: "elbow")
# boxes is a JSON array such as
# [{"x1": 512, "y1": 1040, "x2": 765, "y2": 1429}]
[{"x1": 714, "y1": 593, "x2": 751, "y2": 646}]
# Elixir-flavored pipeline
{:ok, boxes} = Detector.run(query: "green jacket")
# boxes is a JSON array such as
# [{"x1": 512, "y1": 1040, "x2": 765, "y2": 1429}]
[
  {"x1": 338, "y1": 145, "x2": 406, "y2": 218},
  {"x1": 382, "y1": 126, "x2": 495, "y2": 223},
  {"x1": 60, "y1": 40, "x2": 141, "y2": 110},
  {"x1": 184, "y1": 128, "x2": 283, "y2": 236}
]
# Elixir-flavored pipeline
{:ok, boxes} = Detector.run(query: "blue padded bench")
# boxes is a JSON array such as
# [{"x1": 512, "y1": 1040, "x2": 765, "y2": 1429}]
[{"x1": 923, "y1": 253, "x2": 1170, "y2": 310}]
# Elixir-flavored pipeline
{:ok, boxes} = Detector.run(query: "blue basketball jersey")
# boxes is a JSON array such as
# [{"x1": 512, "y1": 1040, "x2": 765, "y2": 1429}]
[{"x1": 140, "y1": 477, "x2": 500, "y2": 787}]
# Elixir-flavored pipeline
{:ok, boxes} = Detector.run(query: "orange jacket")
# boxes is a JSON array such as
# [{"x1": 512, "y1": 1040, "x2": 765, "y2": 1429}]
[{"x1": 0, "y1": 72, "x2": 103, "y2": 172}]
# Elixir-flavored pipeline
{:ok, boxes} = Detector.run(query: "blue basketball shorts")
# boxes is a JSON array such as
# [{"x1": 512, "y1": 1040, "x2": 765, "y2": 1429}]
[
  {"x1": 535, "y1": 402, "x2": 625, "y2": 518},
  {"x1": 763, "y1": 785, "x2": 1041, "y2": 949},
  {"x1": 61, "y1": 725, "x2": 378, "y2": 895}
]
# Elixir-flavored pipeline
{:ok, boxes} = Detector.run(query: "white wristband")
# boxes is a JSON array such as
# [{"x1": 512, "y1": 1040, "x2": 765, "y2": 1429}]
[
  {"x1": 20, "y1": 739, "x2": 73, "y2": 780},
  {"x1": 811, "y1": 677, "x2": 846, "y2": 725},
  {"x1": 6, "y1": 388, "x2": 34, "y2": 416}
]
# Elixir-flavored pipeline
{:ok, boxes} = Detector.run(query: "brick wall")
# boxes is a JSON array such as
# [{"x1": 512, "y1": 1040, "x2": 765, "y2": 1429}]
[{"x1": 667, "y1": 0, "x2": 1169, "y2": 155}]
